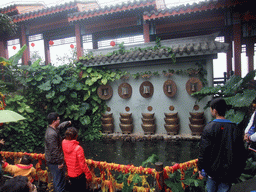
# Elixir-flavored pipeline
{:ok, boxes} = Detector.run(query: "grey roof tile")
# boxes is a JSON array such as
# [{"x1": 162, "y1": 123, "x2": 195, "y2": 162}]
[{"x1": 79, "y1": 33, "x2": 229, "y2": 67}]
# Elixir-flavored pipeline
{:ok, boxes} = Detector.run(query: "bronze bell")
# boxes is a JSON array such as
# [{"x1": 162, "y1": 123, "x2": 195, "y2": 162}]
[
  {"x1": 144, "y1": 86, "x2": 150, "y2": 94},
  {"x1": 103, "y1": 88, "x2": 108, "y2": 96},
  {"x1": 191, "y1": 83, "x2": 197, "y2": 92},
  {"x1": 167, "y1": 85, "x2": 172, "y2": 93}
]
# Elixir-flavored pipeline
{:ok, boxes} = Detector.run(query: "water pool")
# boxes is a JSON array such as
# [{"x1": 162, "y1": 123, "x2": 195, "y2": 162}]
[{"x1": 82, "y1": 139, "x2": 199, "y2": 167}]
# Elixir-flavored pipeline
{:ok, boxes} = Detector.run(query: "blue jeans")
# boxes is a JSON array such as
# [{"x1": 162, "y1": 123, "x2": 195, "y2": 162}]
[
  {"x1": 47, "y1": 163, "x2": 66, "y2": 192},
  {"x1": 206, "y1": 176, "x2": 231, "y2": 192}
]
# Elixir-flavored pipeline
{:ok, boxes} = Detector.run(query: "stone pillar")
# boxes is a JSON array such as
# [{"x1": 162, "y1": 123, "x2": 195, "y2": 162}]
[
  {"x1": 44, "y1": 38, "x2": 51, "y2": 65},
  {"x1": 233, "y1": 13, "x2": 241, "y2": 76},
  {"x1": 75, "y1": 24, "x2": 83, "y2": 60},
  {"x1": 143, "y1": 22, "x2": 150, "y2": 43},
  {"x1": 20, "y1": 24, "x2": 29, "y2": 65},
  {"x1": 0, "y1": 40, "x2": 8, "y2": 59},
  {"x1": 225, "y1": 32, "x2": 233, "y2": 77},
  {"x1": 246, "y1": 38, "x2": 254, "y2": 73},
  {"x1": 92, "y1": 33, "x2": 98, "y2": 49}
]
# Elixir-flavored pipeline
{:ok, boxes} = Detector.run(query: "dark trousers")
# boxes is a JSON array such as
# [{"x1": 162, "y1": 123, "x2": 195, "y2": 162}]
[
  {"x1": 69, "y1": 173, "x2": 89, "y2": 192},
  {"x1": 47, "y1": 163, "x2": 66, "y2": 192}
]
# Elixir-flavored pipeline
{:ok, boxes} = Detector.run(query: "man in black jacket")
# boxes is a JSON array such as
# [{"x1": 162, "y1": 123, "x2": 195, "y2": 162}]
[
  {"x1": 45, "y1": 112, "x2": 71, "y2": 192},
  {"x1": 198, "y1": 98, "x2": 247, "y2": 192}
]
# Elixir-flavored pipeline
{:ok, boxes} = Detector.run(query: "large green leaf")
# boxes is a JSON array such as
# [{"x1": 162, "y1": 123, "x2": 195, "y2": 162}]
[
  {"x1": 24, "y1": 106, "x2": 34, "y2": 113},
  {"x1": 225, "y1": 89, "x2": 256, "y2": 107},
  {"x1": 38, "y1": 80, "x2": 51, "y2": 91},
  {"x1": 241, "y1": 70, "x2": 256, "y2": 87},
  {"x1": 141, "y1": 154, "x2": 159, "y2": 168},
  {"x1": 18, "y1": 107, "x2": 25, "y2": 113},
  {"x1": 58, "y1": 95, "x2": 66, "y2": 103},
  {"x1": 85, "y1": 79, "x2": 94, "y2": 86},
  {"x1": 80, "y1": 116, "x2": 90, "y2": 125},
  {"x1": 57, "y1": 106, "x2": 66, "y2": 115},
  {"x1": 101, "y1": 78, "x2": 108, "y2": 85},
  {"x1": 75, "y1": 83, "x2": 83, "y2": 90},
  {"x1": 46, "y1": 91, "x2": 55, "y2": 99},
  {"x1": 30, "y1": 59, "x2": 41, "y2": 68},
  {"x1": 83, "y1": 92, "x2": 91, "y2": 101},
  {"x1": 70, "y1": 92, "x2": 77, "y2": 98},
  {"x1": 224, "y1": 75, "x2": 242, "y2": 89},
  {"x1": 9, "y1": 45, "x2": 27, "y2": 65},
  {"x1": 52, "y1": 75, "x2": 62, "y2": 84},
  {"x1": 80, "y1": 102, "x2": 90, "y2": 115},
  {"x1": 59, "y1": 84, "x2": 68, "y2": 92},
  {"x1": 191, "y1": 86, "x2": 221, "y2": 100},
  {"x1": 35, "y1": 75, "x2": 43, "y2": 82},
  {"x1": 225, "y1": 109, "x2": 246, "y2": 124}
]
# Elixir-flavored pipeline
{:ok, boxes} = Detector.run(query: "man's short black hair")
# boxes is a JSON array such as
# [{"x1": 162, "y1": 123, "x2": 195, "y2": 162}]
[
  {"x1": 47, "y1": 112, "x2": 59, "y2": 124},
  {"x1": 210, "y1": 98, "x2": 227, "y2": 117},
  {"x1": 0, "y1": 176, "x2": 29, "y2": 192}
]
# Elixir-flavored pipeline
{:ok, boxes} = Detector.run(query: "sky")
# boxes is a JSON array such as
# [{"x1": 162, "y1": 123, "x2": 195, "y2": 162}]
[
  {"x1": 0, "y1": 0, "x2": 202, "y2": 8},
  {"x1": 0, "y1": 0, "x2": 252, "y2": 78}
]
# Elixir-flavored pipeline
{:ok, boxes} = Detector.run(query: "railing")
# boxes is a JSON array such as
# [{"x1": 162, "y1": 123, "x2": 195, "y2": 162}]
[
  {"x1": 213, "y1": 71, "x2": 234, "y2": 86},
  {"x1": 0, "y1": 151, "x2": 199, "y2": 192}
]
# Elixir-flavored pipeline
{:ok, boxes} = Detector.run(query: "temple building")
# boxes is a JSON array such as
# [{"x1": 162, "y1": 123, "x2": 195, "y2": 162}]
[
  {"x1": 0, "y1": 0, "x2": 255, "y2": 135},
  {"x1": 0, "y1": 0, "x2": 255, "y2": 77}
]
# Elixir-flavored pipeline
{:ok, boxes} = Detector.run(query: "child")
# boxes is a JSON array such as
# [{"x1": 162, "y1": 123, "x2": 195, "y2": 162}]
[
  {"x1": 2, "y1": 155, "x2": 37, "y2": 183},
  {"x1": 198, "y1": 98, "x2": 247, "y2": 192}
]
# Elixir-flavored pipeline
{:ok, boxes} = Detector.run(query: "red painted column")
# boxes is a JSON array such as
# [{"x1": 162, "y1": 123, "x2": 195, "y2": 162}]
[
  {"x1": 143, "y1": 23, "x2": 150, "y2": 43},
  {"x1": 20, "y1": 24, "x2": 29, "y2": 65},
  {"x1": 75, "y1": 24, "x2": 83, "y2": 60},
  {"x1": 246, "y1": 38, "x2": 254, "y2": 73},
  {"x1": 225, "y1": 33, "x2": 232, "y2": 77},
  {"x1": 233, "y1": 14, "x2": 241, "y2": 76},
  {"x1": 0, "y1": 40, "x2": 8, "y2": 59},
  {"x1": 44, "y1": 39, "x2": 51, "y2": 65}
]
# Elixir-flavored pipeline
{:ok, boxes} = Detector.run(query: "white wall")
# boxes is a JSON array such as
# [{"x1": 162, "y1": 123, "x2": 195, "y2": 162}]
[{"x1": 106, "y1": 59, "x2": 213, "y2": 135}]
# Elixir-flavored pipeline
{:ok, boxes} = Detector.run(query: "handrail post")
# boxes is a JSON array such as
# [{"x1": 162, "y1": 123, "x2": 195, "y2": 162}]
[{"x1": 155, "y1": 162, "x2": 164, "y2": 192}]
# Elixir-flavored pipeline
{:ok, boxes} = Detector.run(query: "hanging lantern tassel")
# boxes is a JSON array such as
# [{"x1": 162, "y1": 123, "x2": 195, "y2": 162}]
[
  {"x1": 31, "y1": 43, "x2": 35, "y2": 47},
  {"x1": 70, "y1": 44, "x2": 74, "y2": 49},
  {"x1": 12, "y1": 46, "x2": 16, "y2": 50},
  {"x1": 110, "y1": 41, "x2": 116, "y2": 47}
]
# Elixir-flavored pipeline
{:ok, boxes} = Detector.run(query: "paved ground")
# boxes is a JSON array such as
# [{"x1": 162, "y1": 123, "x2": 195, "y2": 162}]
[{"x1": 231, "y1": 177, "x2": 256, "y2": 192}]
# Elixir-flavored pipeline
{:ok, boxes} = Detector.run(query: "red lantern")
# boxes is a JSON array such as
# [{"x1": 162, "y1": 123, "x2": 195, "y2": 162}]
[
  {"x1": 31, "y1": 43, "x2": 35, "y2": 47},
  {"x1": 70, "y1": 44, "x2": 74, "y2": 49},
  {"x1": 12, "y1": 46, "x2": 16, "y2": 50},
  {"x1": 49, "y1": 40, "x2": 54, "y2": 46},
  {"x1": 110, "y1": 41, "x2": 116, "y2": 47}
]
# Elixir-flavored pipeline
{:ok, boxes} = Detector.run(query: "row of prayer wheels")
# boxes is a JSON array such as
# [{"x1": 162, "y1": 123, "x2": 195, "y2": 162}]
[{"x1": 101, "y1": 112, "x2": 205, "y2": 135}]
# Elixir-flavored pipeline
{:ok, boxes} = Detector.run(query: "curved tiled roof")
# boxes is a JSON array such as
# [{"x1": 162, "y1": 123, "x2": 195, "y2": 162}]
[
  {"x1": 0, "y1": 4, "x2": 45, "y2": 15},
  {"x1": 143, "y1": 0, "x2": 237, "y2": 20},
  {"x1": 79, "y1": 34, "x2": 229, "y2": 67},
  {"x1": 11, "y1": 1, "x2": 82, "y2": 23},
  {"x1": 68, "y1": 0, "x2": 156, "y2": 22}
]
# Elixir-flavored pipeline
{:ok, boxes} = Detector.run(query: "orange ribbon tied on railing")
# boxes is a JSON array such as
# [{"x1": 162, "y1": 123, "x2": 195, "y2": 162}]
[{"x1": 0, "y1": 151, "x2": 199, "y2": 192}]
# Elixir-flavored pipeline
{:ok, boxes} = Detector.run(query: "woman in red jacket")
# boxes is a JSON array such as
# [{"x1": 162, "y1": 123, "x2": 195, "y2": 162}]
[{"x1": 62, "y1": 127, "x2": 92, "y2": 191}]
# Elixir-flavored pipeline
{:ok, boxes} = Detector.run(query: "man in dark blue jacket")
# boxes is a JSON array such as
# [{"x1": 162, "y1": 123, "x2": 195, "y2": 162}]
[{"x1": 198, "y1": 98, "x2": 247, "y2": 192}]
